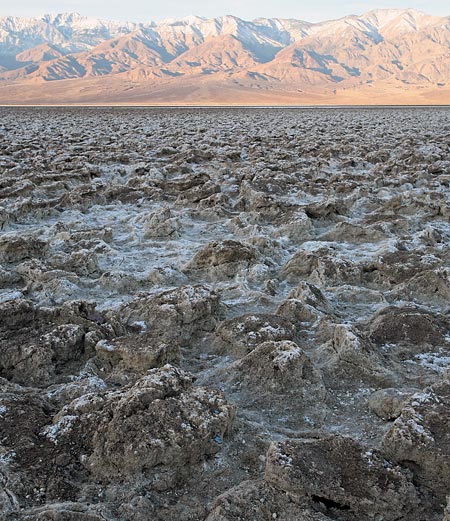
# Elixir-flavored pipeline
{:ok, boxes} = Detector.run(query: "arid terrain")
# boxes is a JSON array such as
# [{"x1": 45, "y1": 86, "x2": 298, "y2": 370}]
[
  {"x1": 0, "y1": 9, "x2": 449, "y2": 105},
  {"x1": 1, "y1": 107, "x2": 450, "y2": 520}
]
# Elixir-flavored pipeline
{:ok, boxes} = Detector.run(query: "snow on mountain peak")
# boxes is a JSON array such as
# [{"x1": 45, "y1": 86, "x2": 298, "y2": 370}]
[
  {"x1": 362, "y1": 8, "x2": 429, "y2": 27},
  {"x1": 0, "y1": 8, "x2": 448, "y2": 90},
  {"x1": 159, "y1": 15, "x2": 207, "y2": 26}
]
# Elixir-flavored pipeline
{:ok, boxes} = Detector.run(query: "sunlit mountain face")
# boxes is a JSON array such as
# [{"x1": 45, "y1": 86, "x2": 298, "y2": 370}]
[{"x1": 0, "y1": 8, "x2": 449, "y2": 104}]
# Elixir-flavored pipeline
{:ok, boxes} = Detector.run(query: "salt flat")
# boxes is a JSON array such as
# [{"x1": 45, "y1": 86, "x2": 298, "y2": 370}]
[{"x1": 0, "y1": 107, "x2": 450, "y2": 520}]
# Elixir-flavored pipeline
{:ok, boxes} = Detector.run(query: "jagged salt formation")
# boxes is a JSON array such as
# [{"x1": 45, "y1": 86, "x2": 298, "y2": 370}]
[{"x1": 0, "y1": 107, "x2": 450, "y2": 520}]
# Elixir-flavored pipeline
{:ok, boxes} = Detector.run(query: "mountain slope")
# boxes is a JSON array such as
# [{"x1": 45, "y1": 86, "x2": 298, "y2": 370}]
[{"x1": 0, "y1": 9, "x2": 449, "y2": 104}]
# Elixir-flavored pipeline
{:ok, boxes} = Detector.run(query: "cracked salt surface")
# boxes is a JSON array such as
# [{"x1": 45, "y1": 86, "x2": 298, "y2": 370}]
[
  {"x1": 6, "y1": 200, "x2": 295, "y2": 311},
  {"x1": 1, "y1": 107, "x2": 450, "y2": 520},
  {"x1": 406, "y1": 352, "x2": 450, "y2": 373}
]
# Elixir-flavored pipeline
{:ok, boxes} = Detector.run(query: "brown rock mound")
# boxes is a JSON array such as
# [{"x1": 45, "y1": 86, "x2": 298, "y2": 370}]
[
  {"x1": 216, "y1": 313, "x2": 296, "y2": 357},
  {"x1": 206, "y1": 480, "x2": 332, "y2": 521},
  {"x1": 184, "y1": 240, "x2": 258, "y2": 279},
  {"x1": 282, "y1": 248, "x2": 361, "y2": 286},
  {"x1": 382, "y1": 378, "x2": 450, "y2": 501},
  {"x1": 95, "y1": 332, "x2": 179, "y2": 379},
  {"x1": 221, "y1": 340, "x2": 325, "y2": 399},
  {"x1": 42, "y1": 365, "x2": 235, "y2": 488},
  {"x1": 117, "y1": 284, "x2": 222, "y2": 343},
  {"x1": 0, "y1": 298, "x2": 123, "y2": 386},
  {"x1": 367, "y1": 305, "x2": 448, "y2": 348},
  {"x1": 265, "y1": 435, "x2": 419, "y2": 521}
]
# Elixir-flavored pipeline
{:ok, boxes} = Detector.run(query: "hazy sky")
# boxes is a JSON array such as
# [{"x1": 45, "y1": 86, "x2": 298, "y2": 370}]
[{"x1": 1, "y1": 0, "x2": 449, "y2": 22}]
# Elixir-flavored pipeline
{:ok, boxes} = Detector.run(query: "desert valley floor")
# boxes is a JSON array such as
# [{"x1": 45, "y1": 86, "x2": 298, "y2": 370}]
[{"x1": 0, "y1": 107, "x2": 450, "y2": 520}]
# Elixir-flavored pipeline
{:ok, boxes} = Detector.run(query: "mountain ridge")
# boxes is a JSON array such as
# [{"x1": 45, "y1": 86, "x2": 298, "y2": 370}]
[{"x1": 0, "y1": 8, "x2": 449, "y2": 105}]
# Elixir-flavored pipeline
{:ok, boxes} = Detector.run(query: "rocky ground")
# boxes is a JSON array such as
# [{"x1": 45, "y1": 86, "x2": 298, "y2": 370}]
[{"x1": 0, "y1": 107, "x2": 449, "y2": 520}]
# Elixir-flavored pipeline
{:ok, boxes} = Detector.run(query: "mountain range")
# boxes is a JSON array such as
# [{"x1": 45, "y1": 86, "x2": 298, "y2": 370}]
[{"x1": 0, "y1": 9, "x2": 449, "y2": 105}]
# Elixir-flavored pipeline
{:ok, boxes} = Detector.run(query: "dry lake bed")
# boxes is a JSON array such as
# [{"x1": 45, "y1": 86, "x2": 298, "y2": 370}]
[{"x1": 1, "y1": 107, "x2": 450, "y2": 520}]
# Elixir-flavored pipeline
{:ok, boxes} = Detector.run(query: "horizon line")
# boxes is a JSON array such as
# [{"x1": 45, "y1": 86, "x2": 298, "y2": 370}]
[{"x1": 1, "y1": 103, "x2": 450, "y2": 108}]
